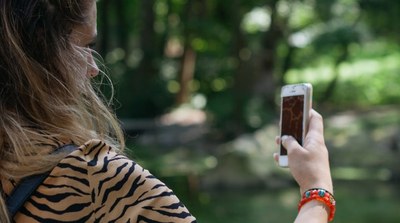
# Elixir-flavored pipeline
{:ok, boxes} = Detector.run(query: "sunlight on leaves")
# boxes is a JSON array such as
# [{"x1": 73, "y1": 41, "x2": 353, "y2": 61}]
[
  {"x1": 167, "y1": 80, "x2": 180, "y2": 93},
  {"x1": 241, "y1": 7, "x2": 271, "y2": 34}
]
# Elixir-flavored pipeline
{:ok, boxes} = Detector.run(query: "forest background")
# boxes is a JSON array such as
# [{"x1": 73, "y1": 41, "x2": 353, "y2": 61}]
[{"x1": 95, "y1": 0, "x2": 400, "y2": 222}]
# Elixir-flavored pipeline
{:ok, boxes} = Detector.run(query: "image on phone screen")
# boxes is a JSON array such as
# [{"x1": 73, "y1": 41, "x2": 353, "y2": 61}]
[{"x1": 280, "y1": 95, "x2": 304, "y2": 155}]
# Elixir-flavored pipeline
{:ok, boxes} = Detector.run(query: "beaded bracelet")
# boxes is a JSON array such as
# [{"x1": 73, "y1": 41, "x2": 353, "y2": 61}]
[{"x1": 298, "y1": 188, "x2": 336, "y2": 222}]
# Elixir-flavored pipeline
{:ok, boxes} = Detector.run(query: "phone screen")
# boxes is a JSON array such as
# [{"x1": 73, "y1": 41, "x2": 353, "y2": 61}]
[{"x1": 280, "y1": 95, "x2": 304, "y2": 155}]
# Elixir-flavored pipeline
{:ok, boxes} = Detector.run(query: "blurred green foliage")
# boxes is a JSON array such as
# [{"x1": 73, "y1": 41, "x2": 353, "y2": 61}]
[{"x1": 97, "y1": 0, "x2": 400, "y2": 135}]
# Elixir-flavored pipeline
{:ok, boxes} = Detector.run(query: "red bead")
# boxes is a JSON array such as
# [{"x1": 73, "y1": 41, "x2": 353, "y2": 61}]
[{"x1": 298, "y1": 188, "x2": 336, "y2": 222}]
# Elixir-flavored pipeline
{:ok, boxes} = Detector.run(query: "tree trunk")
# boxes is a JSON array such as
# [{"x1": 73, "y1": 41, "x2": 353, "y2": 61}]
[
  {"x1": 120, "y1": 0, "x2": 158, "y2": 117},
  {"x1": 278, "y1": 45, "x2": 296, "y2": 87},
  {"x1": 229, "y1": 0, "x2": 251, "y2": 134},
  {"x1": 254, "y1": 0, "x2": 282, "y2": 109},
  {"x1": 115, "y1": 0, "x2": 129, "y2": 54},
  {"x1": 137, "y1": 0, "x2": 156, "y2": 79},
  {"x1": 176, "y1": 45, "x2": 196, "y2": 105},
  {"x1": 175, "y1": 0, "x2": 205, "y2": 105},
  {"x1": 323, "y1": 43, "x2": 349, "y2": 101}
]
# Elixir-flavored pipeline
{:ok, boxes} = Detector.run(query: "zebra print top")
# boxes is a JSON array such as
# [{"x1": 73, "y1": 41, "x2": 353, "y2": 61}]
[{"x1": 2, "y1": 139, "x2": 197, "y2": 223}]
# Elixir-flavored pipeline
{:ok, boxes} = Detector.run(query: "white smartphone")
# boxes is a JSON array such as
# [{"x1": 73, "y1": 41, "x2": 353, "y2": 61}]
[{"x1": 279, "y1": 83, "x2": 312, "y2": 167}]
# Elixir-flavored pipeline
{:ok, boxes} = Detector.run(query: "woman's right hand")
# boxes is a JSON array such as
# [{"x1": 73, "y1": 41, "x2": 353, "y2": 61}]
[
  {"x1": 275, "y1": 109, "x2": 334, "y2": 222},
  {"x1": 281, "y1": 109, "x2": 333, "y2": 194}
]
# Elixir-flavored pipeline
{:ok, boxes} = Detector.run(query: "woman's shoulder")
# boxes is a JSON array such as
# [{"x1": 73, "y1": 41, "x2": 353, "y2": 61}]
[
  {"x1": 13, "y1": 139, "x2": 196, "y2": 222},
  {"x1": 58, "y1": 139, "x2": 197, "y2": 222},
  {"x1": 61, "y1": 139, "x2": 128, "y2": 166},
  {"x1": 76, "y1": 139, "x2": 120, "y2": 159},
  {"x1": 59, "y1": 139, "x2": 141, "y2": 178}
]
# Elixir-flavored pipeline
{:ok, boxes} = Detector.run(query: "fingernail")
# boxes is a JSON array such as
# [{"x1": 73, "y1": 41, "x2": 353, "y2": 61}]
[{"x1": 281, "y1": 135, "x2": 289, "y2": 142}]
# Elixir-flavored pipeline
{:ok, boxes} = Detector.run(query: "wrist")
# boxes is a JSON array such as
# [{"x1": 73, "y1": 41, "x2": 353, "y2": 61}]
[
  {"x1": 298, "y1": 188, "x2": 336, "y2": 222},
  {"x1": 300, "y1": 181, "x2": 333, "y2": 195}
]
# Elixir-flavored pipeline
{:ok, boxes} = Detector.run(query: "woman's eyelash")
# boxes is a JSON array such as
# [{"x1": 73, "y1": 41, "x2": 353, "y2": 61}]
[{"x1": 87, "y1": 42, "x2": 96, "y2": 49}]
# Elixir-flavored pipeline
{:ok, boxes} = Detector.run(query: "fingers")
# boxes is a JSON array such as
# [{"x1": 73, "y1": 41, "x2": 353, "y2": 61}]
[
  {"x1": 275, "y1": 136, "x2": 280, "y2": 145},
  {"x1": 281, "y1": 135, "x2": 303, "y2": 153},
  {"x1": 307, "y1": 110, "x2": 324, "y2": 138},
  {"x1": 273, "y1": 153, "x2": 279, "y2": 163},
  {"x1": 274, "y1": 109, "x2": 325, "y2": 163}
]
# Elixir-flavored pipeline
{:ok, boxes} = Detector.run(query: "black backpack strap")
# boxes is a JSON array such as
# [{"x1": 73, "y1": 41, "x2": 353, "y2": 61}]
[{"x1": 6, "y1": 144, "x2": 78, "y2": 218}]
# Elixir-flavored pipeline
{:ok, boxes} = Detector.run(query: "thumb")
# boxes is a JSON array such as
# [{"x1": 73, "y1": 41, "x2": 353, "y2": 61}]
[{"x1": 281, "y1": 135, "x2": 302, "y2": 153}]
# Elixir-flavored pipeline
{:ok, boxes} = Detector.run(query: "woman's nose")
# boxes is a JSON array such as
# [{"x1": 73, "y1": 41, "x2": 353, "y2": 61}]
[{"x1": 87, "y1": 52, "x2": 99, "y2": 78}]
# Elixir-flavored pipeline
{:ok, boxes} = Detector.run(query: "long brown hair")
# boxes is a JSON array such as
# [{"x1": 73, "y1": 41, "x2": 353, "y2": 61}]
[{"x1": 0, "y1": 0, "x2": 124, "y2": 221}]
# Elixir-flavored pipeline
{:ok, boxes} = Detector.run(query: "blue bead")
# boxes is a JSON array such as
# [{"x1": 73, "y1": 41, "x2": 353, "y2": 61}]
[
  {"x1": 318, "y1": 190, "x2": 326, "y2": 197},
  {"x1": 305, "y1": 191, "x2": 311, "y2": 198}
]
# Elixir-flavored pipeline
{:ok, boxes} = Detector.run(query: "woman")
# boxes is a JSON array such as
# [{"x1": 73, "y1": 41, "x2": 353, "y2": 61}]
[{"x1": 0, "y1": 0, "x2": 333, "y2": 222}]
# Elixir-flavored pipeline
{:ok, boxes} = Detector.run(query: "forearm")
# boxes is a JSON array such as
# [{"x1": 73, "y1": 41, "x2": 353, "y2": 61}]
[{"x1": 295, "y1": 200, "x2": 329, "y2": 223}]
